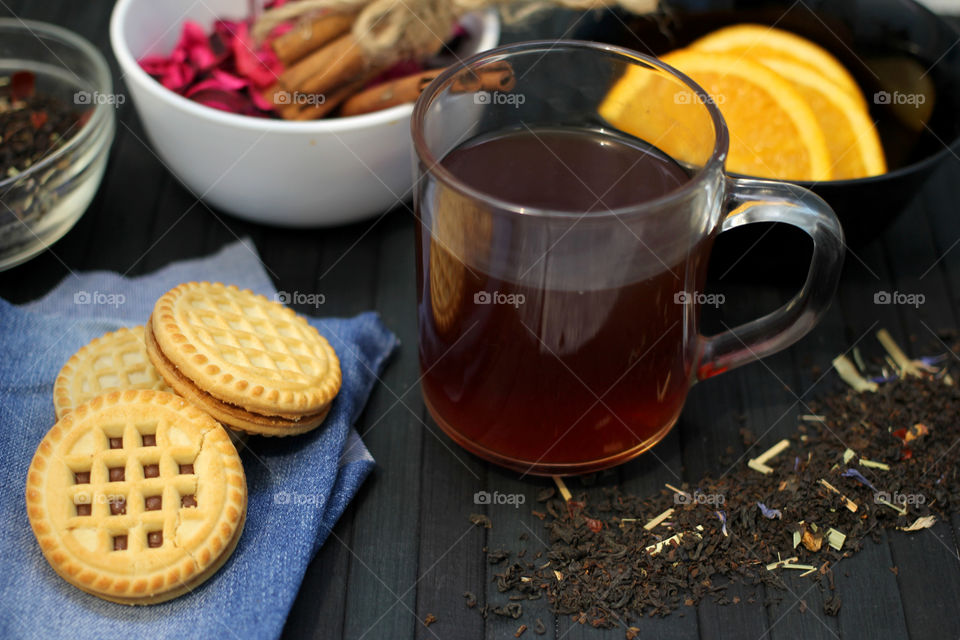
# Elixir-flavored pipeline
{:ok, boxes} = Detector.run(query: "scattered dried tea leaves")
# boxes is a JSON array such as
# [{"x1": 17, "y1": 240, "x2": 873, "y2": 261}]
[{"x1": 469, "y1": 341, "x2": 960, "y2": 628}]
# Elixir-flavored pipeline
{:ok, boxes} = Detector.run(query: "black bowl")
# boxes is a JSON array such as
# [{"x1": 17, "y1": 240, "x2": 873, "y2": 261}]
[{"x1": 575, "y1": 0, "x2": 960, "y2": 250}]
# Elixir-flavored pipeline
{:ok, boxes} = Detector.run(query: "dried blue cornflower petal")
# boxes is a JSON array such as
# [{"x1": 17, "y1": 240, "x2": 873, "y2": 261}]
[
  {"x1": 919, "y1": 354, "x2": 948, "y2": 367},
  {"x1": 757, "y1": 502, "x2": 782, "y2": 519},
  {"x1": 715, "y1": 510, "x2": 728, "y2": 536},
  {"x1": 841, "y1": 468, "x2": 878, "y2": 492}
]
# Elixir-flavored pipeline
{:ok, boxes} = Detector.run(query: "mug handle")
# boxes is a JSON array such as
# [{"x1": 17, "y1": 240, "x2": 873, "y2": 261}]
[{"x1": 696, "y1": 177, "x2": 845, "y2": 380}]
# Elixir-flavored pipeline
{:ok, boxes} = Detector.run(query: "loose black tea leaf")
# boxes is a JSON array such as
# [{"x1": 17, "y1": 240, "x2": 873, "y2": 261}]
[
  {"x1": 491, "y1": 603, "x2": 522, "y2": 619},
  {"x1": 469, "y1": 513, "x2": 492, "y2": 529},
  {"x1": 487, "y1": 548, "x2": 510, "y2": 564}
]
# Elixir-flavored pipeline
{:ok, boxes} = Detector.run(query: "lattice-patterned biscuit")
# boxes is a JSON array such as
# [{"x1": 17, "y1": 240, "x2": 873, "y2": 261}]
[
  {"x1": 54, "y1": 326, "x2": 173, "y2": 419},
  {"x1": 26, "y1": 389, "x2": 247, "y2": 604},
  {"x1": 150, "y1": 283, "x2": 341, "y2": 424}
]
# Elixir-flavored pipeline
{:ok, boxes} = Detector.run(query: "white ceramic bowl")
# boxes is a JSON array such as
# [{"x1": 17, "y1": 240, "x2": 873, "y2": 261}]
[{"x1": 110, "y1": 0, "x2": 499, "y2": 227}]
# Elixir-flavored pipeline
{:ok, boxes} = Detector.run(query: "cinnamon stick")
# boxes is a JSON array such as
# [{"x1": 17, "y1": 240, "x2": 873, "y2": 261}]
[
  {"x1": 339, "y1": 62, "x2": 518, "y2": 117},
  {"x1": 271, "y1": 13, "x2": 355, "y2": 66},
  {"x1": 451, "y1": 61, "x2": 516, "y2": 94},
  {"x1": 279, "y1": 33, "x2": 366, "y2": 96},
  {"x1": 340, "y1": 69, "x2": 443, "y2": 116},
  {"x1": 284, "y1": 76, "x2": 371, "y2": 121}
]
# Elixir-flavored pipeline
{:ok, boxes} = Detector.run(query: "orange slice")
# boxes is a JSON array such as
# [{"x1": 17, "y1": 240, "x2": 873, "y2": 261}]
[
  {"x1": 688, "y1": 24, "x2": 865, "y2": 107},
  {"x1": 599, "y1": 62, "x2": 718, "y2": 171},
  {"x1": 760, "y1": 57, "x2": 886, "y2": 179},
  {"x1": 659, "y1": 49, "x2": 832, "y2": 181}
]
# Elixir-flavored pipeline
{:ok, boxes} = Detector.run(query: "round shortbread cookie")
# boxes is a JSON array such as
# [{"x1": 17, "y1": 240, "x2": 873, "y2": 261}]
[
  {"x1": 145, "y1": 317, "x2": 330, "y2": 437},
  {"x1": 150, "y1": 282, "x2": 341, "y2": 418},
  {"x1": 25, "y1": 390, "x2": 247, "y2": 604},
  {"x1": 54, "y1": 326, "x2": 173, "y2": 419}
]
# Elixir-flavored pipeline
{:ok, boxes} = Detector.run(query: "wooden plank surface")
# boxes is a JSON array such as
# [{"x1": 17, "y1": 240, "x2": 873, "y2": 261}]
[{"x1": 2, "y1": 3, "x2": 960, "y2": 639}]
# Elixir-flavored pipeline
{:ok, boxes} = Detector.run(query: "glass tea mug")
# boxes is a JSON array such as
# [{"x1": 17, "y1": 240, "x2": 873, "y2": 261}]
[{"x1": 411, "y1": 41, "x2": 844, "y2": 476}]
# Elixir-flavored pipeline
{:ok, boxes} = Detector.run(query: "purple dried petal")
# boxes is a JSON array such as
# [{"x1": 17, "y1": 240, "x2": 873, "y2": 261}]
[
  {"x1": 757, "y1": 502, "x2": 782, "y2": 519},
  {"x1": 841, "y1": 468, "x2": 878, "y2": 493},
  {"x1": 919, "y1": 354, "x2": 948, "y2": 366},
  {"x1": 715, "y1": 510, "x2": 728, "y2": 536}
]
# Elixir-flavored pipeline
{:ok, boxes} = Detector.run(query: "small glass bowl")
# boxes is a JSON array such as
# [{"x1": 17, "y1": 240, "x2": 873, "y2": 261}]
[{"x1": 0, "y1": 18, "x2": 116, "y2": 271}]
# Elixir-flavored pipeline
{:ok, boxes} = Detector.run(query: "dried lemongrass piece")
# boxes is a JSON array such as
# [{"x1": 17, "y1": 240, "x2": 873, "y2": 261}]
[
  {"x1": 876, "y1": 495, "x2": 907, "y2": 515},
  {"x1": 643, "y1": 508, "x2": 675, "y2": 531},
  {"x1": 552, "y1": 476, "x2": 572, "y2": 503},
  {"x1": 665, "y1": 483, "x2": 690, "y2": 501},
  {"x1": 766, "y1": 556, "x2": 802, "y2": 570},
  {"x1": 748, "y1": 439, "x2": 790, "y2": 474},
  {"x1": 645, "y1": 531, "x2": 701, "y2": 556},
  {"x1": 877, "y1": 329, "x2": 923, "y2": 378},
  {"x1": 832, "y1": 355, "x2": 878, "y2": 392},
  {"x1": 852, "y1": 346, "x2": 867, "y2": 373},
  {"x1": 825, "y1": 528, "x2": 846, "y2": 551},
  {"x1": 859, "y1": 458, "x2": 890, "y2": 470},
  {"x1": 819, "y1": 479, "x2": 858, "y2": 512}
]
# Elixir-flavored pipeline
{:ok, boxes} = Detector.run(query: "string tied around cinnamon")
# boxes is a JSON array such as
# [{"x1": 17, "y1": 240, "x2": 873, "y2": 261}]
[{"x1": 253, "y1": 0, "x2": 659, "y2": 64}]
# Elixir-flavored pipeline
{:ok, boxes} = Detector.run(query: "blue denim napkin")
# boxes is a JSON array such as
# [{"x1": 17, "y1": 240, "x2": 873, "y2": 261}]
[{"x1": 0, "y1": 241, "x2": 397, "y2": 639}]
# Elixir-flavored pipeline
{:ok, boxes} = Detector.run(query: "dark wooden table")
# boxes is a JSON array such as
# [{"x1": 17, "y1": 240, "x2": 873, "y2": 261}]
[{"x1": 4, "y1": 2, "x2": 960, "y2": 639}]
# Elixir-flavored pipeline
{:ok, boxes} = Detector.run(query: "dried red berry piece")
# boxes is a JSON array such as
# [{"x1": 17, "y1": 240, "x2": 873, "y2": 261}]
[{"x1": 10, "y1": 70, "x2": 35, "y2": 100}]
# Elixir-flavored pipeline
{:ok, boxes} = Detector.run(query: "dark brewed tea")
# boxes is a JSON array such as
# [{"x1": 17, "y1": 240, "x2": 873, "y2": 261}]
[
  {"x1": 417, "y1": 126, "x2": 711, "y2": 474},
  {"x1": 439, "y1": 127, "x2": 691, "y2": 211}
]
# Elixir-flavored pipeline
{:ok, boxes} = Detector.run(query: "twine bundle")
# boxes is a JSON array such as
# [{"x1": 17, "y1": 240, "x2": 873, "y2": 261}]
[{"x1": 254, "y1": 0, "x2": 659, "y2": 62}]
